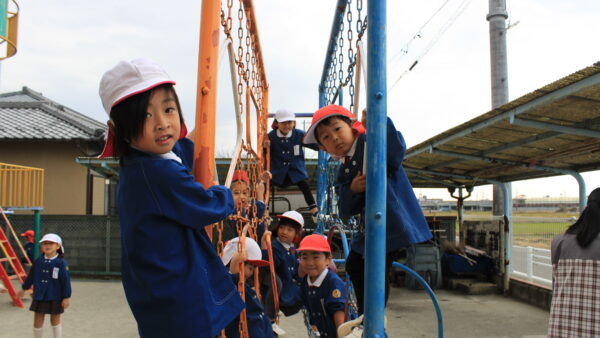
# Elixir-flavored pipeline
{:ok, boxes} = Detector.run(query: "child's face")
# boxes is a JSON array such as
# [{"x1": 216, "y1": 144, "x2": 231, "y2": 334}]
[
  {"x1": 244, "y1": 263, "x2": 255, "y2": 278},
  {"x1": 316, "y1": 117, "x2": 356, "y2": 157},
  {"x1": 41, "y1": 241, "x2": 61, "y2": 257},
  {"x1": 299, "y1": 250, "x2": 330, "y2": 280},
  {"x1": 278, "y1": 120, "x2": 295, "y2": 135},
  {"x1": 231, "y1": 181, "x2": 249, "y2": 209},
  {"x1": 130, "y1": 87, "x2": 182, "y2": 155},
  {"x1": 277, "y1": 224, "x2": 298, "y2": 245}
]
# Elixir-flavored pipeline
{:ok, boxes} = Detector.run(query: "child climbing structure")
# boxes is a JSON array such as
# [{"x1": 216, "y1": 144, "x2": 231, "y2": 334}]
[
  {"x1": 195, "y1": 0, "x2": 443, "y2": 337},
  {"x1": 0, "y1": 162, "x2": 44, "y2": 307}
]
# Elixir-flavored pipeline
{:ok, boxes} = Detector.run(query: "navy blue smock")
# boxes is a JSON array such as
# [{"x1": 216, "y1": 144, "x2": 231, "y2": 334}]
[
  {"x1": 22, "y1": 255, "x2": 71, "y2": 301},
  {"x1": 299, "y1": 269, "x2": 346, "y2": 338},
  {"x1": 224, "y1": 273, "x2": 274, "y2": 338},
  {"x1": 262, "y1": 239, "x2": 300, "y2": 307},
  {"x1": 118, "y1": 138, "x2": 244, "y2": 338},
  {"x1": 268, "y1": 129, "x2": 318, "y2": 186},
  {"x1": 337, "y1": 118, "x2": 433, "y2": 255}
]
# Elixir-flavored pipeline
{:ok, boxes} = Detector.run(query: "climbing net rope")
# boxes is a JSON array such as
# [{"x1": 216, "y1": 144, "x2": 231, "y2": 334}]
[{"x1": 210, "y1": 0, "x2": 273, "y2": 337}]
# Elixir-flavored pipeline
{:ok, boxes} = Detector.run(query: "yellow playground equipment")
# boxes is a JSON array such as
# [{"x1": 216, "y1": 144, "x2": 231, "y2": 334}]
[
  {"x1": 0, "y1": 0, "x2": 18, "y2": 60},
  {"x1": 0, "y1": 162, "x2": 44, "y2": 307}
]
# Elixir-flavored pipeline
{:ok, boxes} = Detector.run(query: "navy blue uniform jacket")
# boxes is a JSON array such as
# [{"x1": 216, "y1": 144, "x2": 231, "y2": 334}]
[
  {"x1": 337, "y1": 118, "x2": 432, "y2": 255},
  {"x1": 269, "y1": 129, "x2": 318, "y2": 186},
  {"x1": 224, "y1": 273, "x2": 274, "y2": 338},
  {"x1": 22, "y1": 256, "x2": 71, "y2": 301},
  {"x1": 300, "y1": 269, "x2": 346, "y2": 338},
  {"x1": 263, "y1": 239, "x2": 300, "y2": 306},
  {"x1": 118, "y1": 138, "x2": 244, "y2": 338}
]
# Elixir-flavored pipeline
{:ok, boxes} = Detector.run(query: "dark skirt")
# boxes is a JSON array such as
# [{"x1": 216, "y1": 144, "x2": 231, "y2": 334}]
[{"x1": 30, "y1": 300, "x2": 64, "y2": 314}]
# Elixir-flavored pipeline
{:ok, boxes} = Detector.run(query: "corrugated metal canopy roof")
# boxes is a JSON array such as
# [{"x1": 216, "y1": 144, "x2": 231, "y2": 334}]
[{"x1": 404, "y1": 62, "x2": 600, "y2": 188}]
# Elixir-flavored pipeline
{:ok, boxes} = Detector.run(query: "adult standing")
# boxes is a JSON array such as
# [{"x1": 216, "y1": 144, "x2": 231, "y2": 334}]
[{"x1": 548, "y1": 187, "x2": 600, "y2": 337}]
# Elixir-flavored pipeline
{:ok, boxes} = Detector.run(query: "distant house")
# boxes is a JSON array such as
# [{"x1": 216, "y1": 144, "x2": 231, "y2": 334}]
[{"x1": 0, "y1": 86, "x2": 107, "y2": 215}]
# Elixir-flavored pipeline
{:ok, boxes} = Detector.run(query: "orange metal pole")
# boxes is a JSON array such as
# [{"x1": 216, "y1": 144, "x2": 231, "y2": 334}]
[{"x1": 194, "y1": 0, "x2": 221, "y2": 188}]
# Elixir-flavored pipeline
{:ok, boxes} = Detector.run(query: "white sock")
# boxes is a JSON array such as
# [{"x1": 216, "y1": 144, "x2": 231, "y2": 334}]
[
  {"x1": 33, "y1": 327, "x2": 43, "y2": 338},
  {"x1": 52, "y1": 324, "x2": 62, "y2": 338}
]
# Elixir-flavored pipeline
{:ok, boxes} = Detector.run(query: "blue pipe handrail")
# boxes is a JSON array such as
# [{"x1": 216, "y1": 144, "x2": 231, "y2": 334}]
[{"x1": 393, "y1": 262, "x2": 444, "y2": 338}]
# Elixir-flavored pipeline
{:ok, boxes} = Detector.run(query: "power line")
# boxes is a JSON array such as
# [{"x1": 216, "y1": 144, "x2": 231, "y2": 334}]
[{"x1": 389, "y1": 0, "x2": 474, "y2": 92}]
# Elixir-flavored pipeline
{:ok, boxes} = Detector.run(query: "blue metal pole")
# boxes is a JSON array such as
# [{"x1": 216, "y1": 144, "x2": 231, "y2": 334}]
[
  {"x1": 570, "y1": 172, "x2": 587, "y2": 213},
  {"x1": 501, "y1": 182, "x2": 512, "y2": 291},
  {"x1": 316, "y1": 91, "x2": 329, "y2": 233},
  {"x1": 365, "y1": 0, "x2": 387, "y2": 336}
]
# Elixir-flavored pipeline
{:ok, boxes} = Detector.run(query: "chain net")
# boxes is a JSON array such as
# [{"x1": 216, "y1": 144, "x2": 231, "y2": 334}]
[{"x1": 216, "y1": 0, "x2": 271, "y2": 336}]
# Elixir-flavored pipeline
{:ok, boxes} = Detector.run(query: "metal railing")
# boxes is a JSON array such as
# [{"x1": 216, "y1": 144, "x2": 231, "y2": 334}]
[
  {"x1": 0, "y1": 162, "x2": 44, "y2": 209},
  {"x1": 511, "y1": 245, "x2": 552, "y2": 287}
]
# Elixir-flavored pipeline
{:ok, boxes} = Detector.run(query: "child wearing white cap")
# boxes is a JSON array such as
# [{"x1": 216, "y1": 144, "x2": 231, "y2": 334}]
[
  {"x1": 222, "y1": 237, "x2": 274, "y2": 338},
  {"x1": 258, "y1": 210, "x2": 305, "y2": 336},
  {"x1": 267, "y1": 109, "x2": 319, "y2": 216},
  {"x1": 97, "y1": 58, "x2": 243, "y2": 337},
  {"x1": 17, "y1": 234, "x2": 71, "y2": 338}
]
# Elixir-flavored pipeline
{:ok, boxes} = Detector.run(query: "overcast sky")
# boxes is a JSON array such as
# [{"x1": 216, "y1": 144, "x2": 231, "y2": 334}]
[{"x1": 2, "y1": 0, "x2": 599, "y2": 200}]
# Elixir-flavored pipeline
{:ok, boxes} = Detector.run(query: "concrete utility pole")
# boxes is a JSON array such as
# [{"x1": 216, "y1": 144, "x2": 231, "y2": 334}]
[{"x1": 487, "y1": 0, "x2": 511, "y2": 216}]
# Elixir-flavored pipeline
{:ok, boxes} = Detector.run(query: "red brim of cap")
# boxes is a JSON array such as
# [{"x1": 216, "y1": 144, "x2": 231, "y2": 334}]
[
  {"x1": 247, "y1": 259, "x2": 270, "y2": 267},
  {"x1": 98, "y1": 121, "x2": 188, "y2": 158},
  {"x1": 302, "y1": 113, "x2": 365, "y2": 145},
  {"x1": 296, "y1": 245, "x2": 331, "y2": 254}
]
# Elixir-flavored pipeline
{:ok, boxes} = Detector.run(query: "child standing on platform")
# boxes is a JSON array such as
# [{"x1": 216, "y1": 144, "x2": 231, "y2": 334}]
[
  {"x1": 98, "y1": 58, "x2": 243, "y2": 337},
  {"x1": 222, "y1": 237, "x2": 274, "y2": 338},
  {"x1": 303, "y1": 104, "x2": 432, "y2": 316},
  {"x1": 268, "y1": 109, "x2": 319, "y2": 216},
  {"x1": 297, "y1": 234, "x2": 346, "y2": 338},
  {"x1": 17, "y1": 234, "x2": 71, "y2": 338}
]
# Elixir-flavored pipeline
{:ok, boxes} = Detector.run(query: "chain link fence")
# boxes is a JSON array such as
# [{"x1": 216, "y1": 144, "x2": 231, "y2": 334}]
[{"x1": 6, "y1": 215, "x2": 121, "y2": 275}]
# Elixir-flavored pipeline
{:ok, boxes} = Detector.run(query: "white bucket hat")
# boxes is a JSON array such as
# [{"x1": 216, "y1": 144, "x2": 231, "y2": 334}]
[
  {"x1": 99, "y1": 58, "x2": 175, "y2": 114},
  {"x1": 40, "y1": 233, "x2": 64, "y2": 253},
  {"x1": 221, "y1": 237, "x2": 269, "y2": 267},
  {"x1": 97, "y1": 58, "x2": 186, "y2": 158},
  {"x1": 277, "y1": 210, "x2": 304, "y2": 228},
  {"x1": 275, "y1": 108, "x2": 295, "y2": 122}
]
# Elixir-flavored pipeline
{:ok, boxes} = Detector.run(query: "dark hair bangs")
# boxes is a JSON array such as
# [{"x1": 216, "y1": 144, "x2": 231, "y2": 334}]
[{"x1": 109, "y1": 84, "x2": 183, "y2": 157}]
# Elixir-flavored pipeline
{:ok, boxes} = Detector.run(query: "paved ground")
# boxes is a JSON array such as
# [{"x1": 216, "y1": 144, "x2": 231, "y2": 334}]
[{"x1": 1, "y1": 278, "x2": 550, "y2": 338}]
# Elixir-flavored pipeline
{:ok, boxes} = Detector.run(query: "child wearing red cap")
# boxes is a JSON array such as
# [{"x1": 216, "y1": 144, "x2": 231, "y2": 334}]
[
  {"x1": 297, "y1": 234, "x2": 346, "y2": 338},
  {"x1": 221, "y1": 237, "x2": 274, "y2": 338},
  {"x1": 98, "y1": 58, "x2": 243, "y2": 337},
  {"x1": 20, "y1": 230, "x2": 35, "y2": 265},
  {"x1": 303, "y1": 104, "x2": 432, "y2": 316},
  {"x1": 217, "y1": 169, "x2": 271, "y2": 246},
  {"x1": 267, "y1": 109, "x2": 320, "y2": 216}
]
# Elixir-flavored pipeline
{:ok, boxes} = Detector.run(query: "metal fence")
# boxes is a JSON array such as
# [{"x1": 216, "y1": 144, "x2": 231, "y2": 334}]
[
  {"x1": 511, "y1": 245, "x2": 552, "y2": 287},
  {"x1": 511, "y1": 216, "x2": 573, "y2": 250},
  {"x1": 6, "y1": 214, "x2": 120, "y2": 275}
]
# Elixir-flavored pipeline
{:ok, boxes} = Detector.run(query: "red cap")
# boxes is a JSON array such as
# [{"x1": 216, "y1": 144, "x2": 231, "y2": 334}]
[
  {"x1": 302, "y1": 104, "x2": 365, "y2": 144},
  {"x1": 297, "y1": 234, "x2": 331, "y2": 253},
  {"x1": 20, "y1": 230, "x2": 34, "y2": 243},
  {"x1": 231, "y1": 169, "x2": 249, "y2": 184}
]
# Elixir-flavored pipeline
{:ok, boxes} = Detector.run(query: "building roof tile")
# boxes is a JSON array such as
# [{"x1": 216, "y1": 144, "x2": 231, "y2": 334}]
[{"x1": 0, "y1": 86, "x2": 106, "y2": 141}]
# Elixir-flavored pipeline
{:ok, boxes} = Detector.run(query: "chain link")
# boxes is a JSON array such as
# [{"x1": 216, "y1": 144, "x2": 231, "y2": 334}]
[{"x1": 324, "y1": 1, "x2": 367, "y2": 109}]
